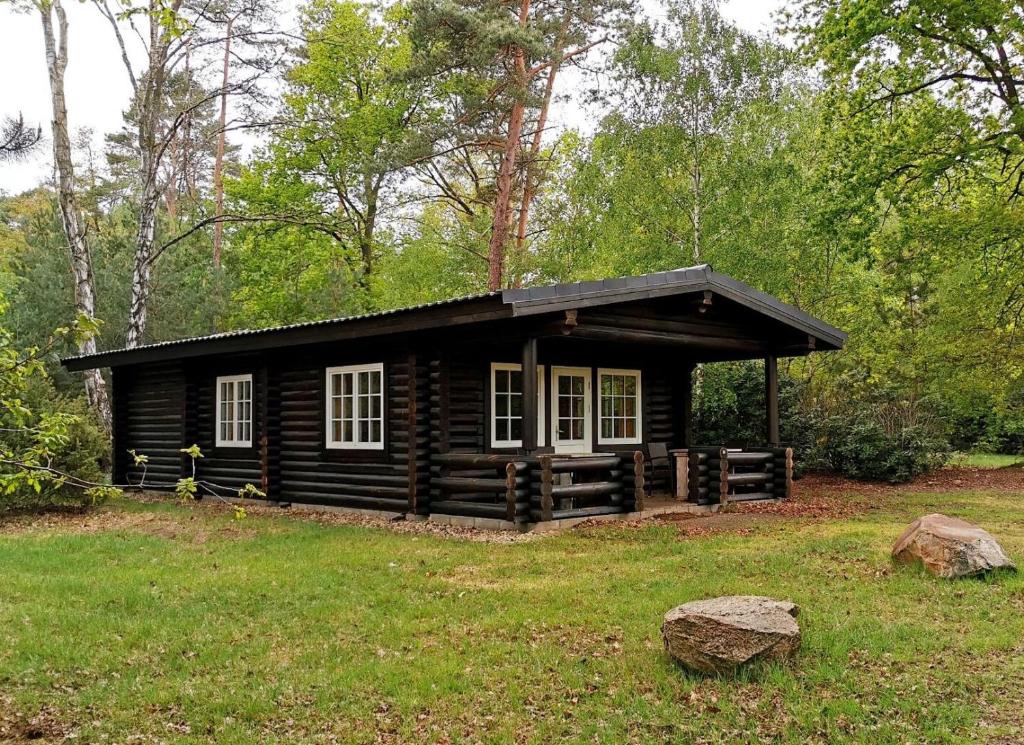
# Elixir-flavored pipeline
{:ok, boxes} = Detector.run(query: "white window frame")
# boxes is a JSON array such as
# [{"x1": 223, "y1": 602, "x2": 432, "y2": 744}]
[
  {"x1": 596, "y1": 368, "x2": 642, "y2": 445},
  {"x1": 325, "y1": 363, "x2": 385, "y2": 450},
  {"x1": 489, "y1": 362, "x2": 546, "y2": 448},
  {"x1": 215, "y1": 373, "x2": 253, "y2": 448}
]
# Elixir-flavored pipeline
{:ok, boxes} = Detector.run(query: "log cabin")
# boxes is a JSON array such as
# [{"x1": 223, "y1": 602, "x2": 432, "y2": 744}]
[{"x1": 62, "y1": 265, "x2": 846, "y2": 528}]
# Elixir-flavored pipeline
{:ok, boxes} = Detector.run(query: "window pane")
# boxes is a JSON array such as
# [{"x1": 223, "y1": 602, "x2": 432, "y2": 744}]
[
  {"x1": 602, "y1": 419, "x2": 613, "y2": 438},
  {"x1": 371, "y1": 395, "x2": 381, "y2": 419},
  {"x1": 624, "y1": 376, "x2": 636, "y2": 396},
  {"x1": 333, "y1": 420, "x2": 342, "y2": 442},
  {"x1": 332, "y1": 396, "x2": 342, "y2": 420},
  {"x1": 359, "y1": 420, "x2": 369, "y2": 442},
  {"x1": 558, "y1": 376, "x2": 570, "y2": 395},
  {"x1": 343, "y1": 420, "x2": 353, "y2": 442},
  {"x1": 571, "y1": 376, "x2": 584, "y2": 395},
  {"x1": 558, "y1": 420, "x2": 570, "y2": 440},
  {"x1": 571, "y1": 420, "x2": 583, "y2": 439},
  {"x1": 625, "y1": 419, "x2": 636, "y2": 438},
  {"x1": 558, "y1": 397, "x2": 570, "y2": 417},
  {"x1": 495, "y1": 394, "x2": 508, "y2": 417},
  {"x1": 343, "y1": 396, "x2": 353, "y2": 419},
  {"x1": 510, "y1": 393, "x2": 522, "y2": 416},
  {"x1": 371, "y1": 420, "x2": 381, "y2": 443},
  {"x1": 370, "y1": 371, "x2": 381, "y2": 394},
  {"x1": 332, "y1": 374, "x2": 341, "y2": 397},
  {"x1": 358, "y1": 395, "x2": 369, "y2": 419},
  {"x1": 624, "y1": 397, "x2": 636, "y2": 417},
  {"x1": 343, "y1": 373, "x2": 354, "y2": 395},
  {"x1": 509, "y1": 370, "x2": 522, "y2": 391},
  {"x1": 495, "y1": 369, "x2": 508, "y2": 392},
  {"x1": 509, "y1": 418, "x2": 522, "y2": 440},
  {"x1": 497, "y1": 420, "x2": 508, "y2": 442}
]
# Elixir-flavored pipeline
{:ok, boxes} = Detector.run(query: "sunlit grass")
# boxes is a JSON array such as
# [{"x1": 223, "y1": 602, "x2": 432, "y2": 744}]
[
  {"x1": 1, "y1": 490, "x2": 1022, "y2": 743},
  {"x1": 950, "y1": 452, "x2": 1024, "y2": 468}
]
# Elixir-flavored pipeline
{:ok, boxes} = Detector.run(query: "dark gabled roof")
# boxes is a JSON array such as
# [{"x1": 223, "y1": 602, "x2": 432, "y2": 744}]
[{"x1": 61, "y1": 265, "x2": 846, "y2": 371}]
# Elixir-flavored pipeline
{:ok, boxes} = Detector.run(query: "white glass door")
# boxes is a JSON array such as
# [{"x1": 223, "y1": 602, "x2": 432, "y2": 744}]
[{"x1": 550, "y1": 367, "x2": 592, "y2": 453}]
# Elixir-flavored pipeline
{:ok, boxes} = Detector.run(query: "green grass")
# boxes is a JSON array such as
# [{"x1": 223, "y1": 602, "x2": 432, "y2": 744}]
[
  {"x1": 1, "y1": 490, "x2": 1023, "y2": 744},
  {"x1": 949, "y1": 452, "x2": 1024, "y2": 468}
]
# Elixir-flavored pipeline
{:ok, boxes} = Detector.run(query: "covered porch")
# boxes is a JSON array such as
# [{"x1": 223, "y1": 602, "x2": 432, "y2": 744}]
[{"x1": 424, "y1": 275, "x2": 841, "y2": 527}]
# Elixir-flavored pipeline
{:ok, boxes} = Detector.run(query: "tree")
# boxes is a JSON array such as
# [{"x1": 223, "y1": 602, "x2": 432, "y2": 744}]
[
  {"x1": 0, "y1": 114, "x2": 41, "y2": 160},
  {"x1": 229, "y1": 0, "x2": 428, "y2": 312},
  {"x1": 34, "y1": 0, "x2": 112, "y2": 430},
  {"x1": 409, "y1": 0, "x2": 632, "y2": 290},
  {"x1": 789, "y1": 0, "x2": 1024, "y2": 197},
  {"x1": 95, "y1": 0, "x2": 276, "y2": 346}
]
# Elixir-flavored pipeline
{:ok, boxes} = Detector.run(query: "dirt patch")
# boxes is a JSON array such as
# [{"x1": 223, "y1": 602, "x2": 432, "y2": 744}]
[
  {"x1": 797, "y1": 465, "x2": 1024, "y2": 496},
  {"x1": 0, "y1": 694, "x2": 72, "y2": 744}
]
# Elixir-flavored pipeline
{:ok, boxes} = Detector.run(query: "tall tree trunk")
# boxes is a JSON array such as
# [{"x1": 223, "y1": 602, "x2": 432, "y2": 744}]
[
  {"x1": 40, "y1": 0, "x2": 111, "y2": 431},
  {"x1": 212, "y1": 16, "x2": 234, "y2": 269},
  {"x1": 513, "y1": 41, "x2": 561, "y2": 284},
  {"x1": 125, "y1": 0, "x2": 176, "y2": 348},
  {"x1": 486, "y1": 0, "x2": 531, "y2": 292}
]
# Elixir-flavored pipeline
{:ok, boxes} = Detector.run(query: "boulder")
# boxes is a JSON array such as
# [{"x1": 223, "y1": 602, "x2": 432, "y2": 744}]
[
  {"x1": 892, "y1": 513, "x2": 1016, "y2": 578},
  {"x1": 661, "y1": 595, "x2": 801, "y2": 675}
]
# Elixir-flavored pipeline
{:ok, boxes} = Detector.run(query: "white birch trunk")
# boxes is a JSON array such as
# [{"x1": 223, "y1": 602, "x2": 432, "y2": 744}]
[{"x1": 40, "y1": 0, "x2": 111, "y2": 431}]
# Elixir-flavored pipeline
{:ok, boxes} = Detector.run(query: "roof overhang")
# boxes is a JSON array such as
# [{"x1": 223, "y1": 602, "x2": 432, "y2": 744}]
[{"x1": 62, "y1": 265, "x2": 846, "y2": 371}]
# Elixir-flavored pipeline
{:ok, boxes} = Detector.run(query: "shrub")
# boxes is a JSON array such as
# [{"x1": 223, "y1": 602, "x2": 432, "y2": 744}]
[
  {"x1": 0, "y1": 304, "x2": 115, "y2": 514},
  {"x1": 812, "y1": 397, "x2": 951, "y2": 483}
]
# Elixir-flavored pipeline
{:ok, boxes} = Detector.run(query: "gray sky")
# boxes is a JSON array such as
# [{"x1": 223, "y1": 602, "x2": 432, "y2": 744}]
[{"x1": 0, "y1": 0, "x2": 783, "y2": 195}]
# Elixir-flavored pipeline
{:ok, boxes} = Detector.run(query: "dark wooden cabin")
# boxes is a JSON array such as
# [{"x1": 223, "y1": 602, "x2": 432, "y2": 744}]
[{"x1": 63, "y1": 265, "x2": 846, "y2": 527}]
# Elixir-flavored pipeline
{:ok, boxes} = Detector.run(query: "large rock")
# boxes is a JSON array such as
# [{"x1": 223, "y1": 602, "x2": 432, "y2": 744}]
[
  {"x1": 661, "y1": 595, "x2": 801, "y2": 675},
  {"x1": 892, "y1": 513, "x2": 1016, "y2": 578}
]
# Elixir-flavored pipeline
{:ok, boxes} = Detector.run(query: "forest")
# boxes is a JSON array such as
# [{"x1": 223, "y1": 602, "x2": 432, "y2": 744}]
[{"x1": 1, "y1": 0, "x2": 1023, "y2": 507}]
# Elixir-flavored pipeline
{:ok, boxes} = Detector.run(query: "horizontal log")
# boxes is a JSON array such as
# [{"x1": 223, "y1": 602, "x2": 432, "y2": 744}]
[
  {"x1": 726, "y1": 472, "x2": 771, "y2": 486},
  {"x1": 431, "y1": 453, "x2": 529, "y2": 470},
  {"x1": 546, "y1": 456, "x2": 622, "y2": 473},
  {"x1": 430, "y1": 501, "x2": 510, "y2": 519},
  {"x1": 433, "y1": 476, "x2": 527, "y2": 493},
  {"x1": 531, "y1": 505, "x2": 627, "y2": 521},
  {"x1": 719, "y1": 452, "x2": 773, "y2": 466},
  {"x1": 550, "y1": 481, "x2": 622, "y2": 499},
  {"x1": 724, "y1": 491, "x2": 776, "y2": 502}
]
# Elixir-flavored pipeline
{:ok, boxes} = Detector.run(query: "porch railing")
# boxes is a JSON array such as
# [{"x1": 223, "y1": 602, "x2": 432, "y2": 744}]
[
  {"x1": 686, "y1": 446, "x2": 792, "y2": 505},
  {"x1": 429, "y1": 451, "x2": 641, "y2": 523}
]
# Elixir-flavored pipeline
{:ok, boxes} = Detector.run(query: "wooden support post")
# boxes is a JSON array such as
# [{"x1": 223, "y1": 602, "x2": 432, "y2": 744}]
[
  {"x1": 407, "y1": 352, "x2": 418, "y2": 514},
  {"x1": 539, "y1": 454, "x2": 553, "y2": 522},
  {"x1": 681, "y1": 362, "x2": 694, "y2": 448},
  {"x1": 784, "y1": 447, "x2": 793, "y2": 499},
  {"x1": 505, "y1": 461, "x2": 518, "y2": 522},
  {"x1": 765, "y1": 355, "x2": 779, "y2": 446},
  {"x1": 633, "y1": 450, "x2": 646, "y2": 513},
  {"x1": 521, "y1": 336, "x2": 538, "y2": 452},
  {"x1": 258, "y1": 365, "x2": 269, "y2": 495},
  {"x1": 718, "y1": 446, "x2": 730, "y2": 506}
]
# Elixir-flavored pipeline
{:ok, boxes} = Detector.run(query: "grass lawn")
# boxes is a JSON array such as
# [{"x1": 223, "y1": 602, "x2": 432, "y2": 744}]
[
  {"x1": 949, "y1": 452, "x2": 1024, "y2": 469},
  {"x1": 1, "y1": 486, "x2": 1022, "y2": 744}
]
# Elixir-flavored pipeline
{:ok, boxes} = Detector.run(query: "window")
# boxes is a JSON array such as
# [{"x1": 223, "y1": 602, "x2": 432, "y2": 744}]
[
  {"x1": 326, "y1": 364, "x2": 384, "y2": 449},
  {"x1": 216, "y1": 374, "x2": 253, "y2": 447},
  {"x1": 490, "y1": 363, "x2": 546, "y2": 448},
  {"x1": 597, "y1": 369, "x2": 641, "y2": 444}
]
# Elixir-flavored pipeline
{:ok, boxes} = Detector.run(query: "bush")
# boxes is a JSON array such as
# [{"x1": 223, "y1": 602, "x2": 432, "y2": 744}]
[
  {"x1": 811, "y1": 397, "x2": 951, "y2": 483},
  {"x1": 0, "y1": 304, "x2": 115, "y2": 514}
]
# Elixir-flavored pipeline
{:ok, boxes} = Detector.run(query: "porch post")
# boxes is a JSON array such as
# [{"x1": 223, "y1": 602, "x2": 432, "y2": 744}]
[
  {"x1": 765, "y1": 355, "x2": 780, "y2": 446},
  {"x1": 680, "y1": 362, "x2": 694, "y2": 447},
  {"x1": 521, "y1": 336, "x2": 538, "y2": 451}
]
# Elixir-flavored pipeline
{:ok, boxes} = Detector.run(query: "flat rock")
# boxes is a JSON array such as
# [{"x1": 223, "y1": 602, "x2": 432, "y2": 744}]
[
  {"x1": 892, "y1": 513, "x2": 1016, "y2": 578},
  {"x1": 661, "y1": 595, "x2": 800, "y2": 675}
]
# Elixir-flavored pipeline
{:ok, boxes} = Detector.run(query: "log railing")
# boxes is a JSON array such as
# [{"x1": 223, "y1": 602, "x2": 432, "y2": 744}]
[
  {"x1": 531, "y1": 454, "x2": 629, "y2": 522},
  {"x1": 431, "y1": 451, "x2": 644, "y2": 523},
  {"x1": 430, "y1": 453, "x2": 531, "y2": 523},
  {"x1": 687, "y1": 446, "x2": 792, "y2": 505}
]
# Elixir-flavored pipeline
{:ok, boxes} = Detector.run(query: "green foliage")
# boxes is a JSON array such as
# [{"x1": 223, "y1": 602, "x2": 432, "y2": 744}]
[{"x1": 0, "y1": 298, "x2": 115, "y2": 513}]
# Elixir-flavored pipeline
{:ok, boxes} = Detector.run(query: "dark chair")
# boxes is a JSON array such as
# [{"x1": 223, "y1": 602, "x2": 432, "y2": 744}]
[{"x1": 647, "y1": 442, "x2": 672, "y2": 496}]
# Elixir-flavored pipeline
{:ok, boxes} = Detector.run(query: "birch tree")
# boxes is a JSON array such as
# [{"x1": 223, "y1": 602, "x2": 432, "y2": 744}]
[
  {"x1": 94, "y1": 0, "x2": 274, "y2": 347},
  {"x1": 35, "y1": 0, "x2": 112, "y2": 429}
]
